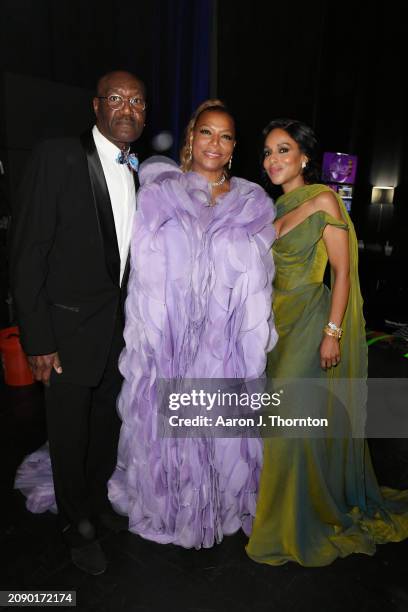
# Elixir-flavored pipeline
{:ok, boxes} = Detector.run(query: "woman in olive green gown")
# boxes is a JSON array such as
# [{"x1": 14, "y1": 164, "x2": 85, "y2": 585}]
[{"x1": 246, "y1": 119, "x2": 408, "y2": 567}]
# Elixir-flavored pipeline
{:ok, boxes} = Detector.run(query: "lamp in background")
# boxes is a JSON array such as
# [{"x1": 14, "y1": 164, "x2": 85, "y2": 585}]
[
  {"x1": 371, "y1": 186, "x2": 394, "y2": 206},
  {"x1": 370, "y1": 185, "x2": 395, "y2": 238}
]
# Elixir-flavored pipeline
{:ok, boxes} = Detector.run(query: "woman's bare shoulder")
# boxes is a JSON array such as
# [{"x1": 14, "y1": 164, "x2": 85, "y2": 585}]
[{"x1": 313, "y1": 190, "x2": 343, "y2": 220}]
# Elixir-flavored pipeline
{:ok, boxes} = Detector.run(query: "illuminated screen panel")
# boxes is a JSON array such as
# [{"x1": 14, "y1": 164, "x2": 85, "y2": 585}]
[{"x1": 322, "y1": 152, "x2": 358, "y2": 184}]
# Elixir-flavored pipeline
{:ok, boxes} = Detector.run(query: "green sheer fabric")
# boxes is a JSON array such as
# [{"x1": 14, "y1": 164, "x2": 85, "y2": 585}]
[{"x1": 246, "y1": 184, "x2": 408, "y2": 567}]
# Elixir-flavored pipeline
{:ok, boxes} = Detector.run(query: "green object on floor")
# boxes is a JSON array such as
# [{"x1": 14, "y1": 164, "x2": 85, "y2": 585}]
[{"x1": 366, "y1": 335, "x2": 393, "y2": 346}]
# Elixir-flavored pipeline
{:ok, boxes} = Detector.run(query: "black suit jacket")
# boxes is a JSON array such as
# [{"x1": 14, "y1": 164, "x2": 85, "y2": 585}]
[{"x1": 10, "y1": 130, "x2": 139, "y2": 386}]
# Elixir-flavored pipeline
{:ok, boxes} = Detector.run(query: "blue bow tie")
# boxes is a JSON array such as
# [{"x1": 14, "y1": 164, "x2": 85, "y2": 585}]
[{"x1": 116, "y1": 149, "x2": 139, "y2": 172}]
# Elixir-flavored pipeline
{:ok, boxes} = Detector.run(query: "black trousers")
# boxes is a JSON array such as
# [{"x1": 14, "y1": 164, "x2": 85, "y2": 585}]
[{"x1": 45, "y1": 317, "x2": 124, "y2": 535}]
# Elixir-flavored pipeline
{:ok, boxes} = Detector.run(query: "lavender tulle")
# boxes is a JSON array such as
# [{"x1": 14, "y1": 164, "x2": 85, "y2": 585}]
[
  {"x1": 108, "y1": 159, "x2": 277, "y2": 548},
  {"x1": 13, "y1": 158, "x2": 277, "y2": 549},
  {"x1": 14, "y1": 443, "x2": 57, "y2": 514}
]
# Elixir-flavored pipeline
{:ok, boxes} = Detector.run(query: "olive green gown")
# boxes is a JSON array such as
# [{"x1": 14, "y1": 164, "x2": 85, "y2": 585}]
[{"x1": 246, "y1": 184, "x2": 408, "y2": 567}]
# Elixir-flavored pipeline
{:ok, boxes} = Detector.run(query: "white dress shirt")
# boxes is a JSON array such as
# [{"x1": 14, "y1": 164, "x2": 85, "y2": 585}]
[{"x1": 92, "y1": 125, "x2": 136, "y2": 285}]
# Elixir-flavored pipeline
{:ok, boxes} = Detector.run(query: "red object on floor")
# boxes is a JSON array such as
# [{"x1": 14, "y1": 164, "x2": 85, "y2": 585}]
[{"x1": 0, "y1": 326, "x2": 34, "y2": 386}]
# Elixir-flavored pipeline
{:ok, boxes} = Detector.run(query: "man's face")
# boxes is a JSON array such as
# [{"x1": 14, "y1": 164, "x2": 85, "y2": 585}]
[{"x1": 93, "y1": 72, "x2": 146, "y2": 148}]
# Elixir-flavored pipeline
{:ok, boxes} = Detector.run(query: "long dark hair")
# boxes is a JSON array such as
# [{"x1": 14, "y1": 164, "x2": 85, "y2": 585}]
[{"x1": 261, "y1": 118, "x2": 320, "y2": 185}]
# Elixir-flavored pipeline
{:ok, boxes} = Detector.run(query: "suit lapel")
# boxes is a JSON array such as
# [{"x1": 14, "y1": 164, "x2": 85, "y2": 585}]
[{"x1": 80, "y1": 130, "x2": 120, "y2": 287}]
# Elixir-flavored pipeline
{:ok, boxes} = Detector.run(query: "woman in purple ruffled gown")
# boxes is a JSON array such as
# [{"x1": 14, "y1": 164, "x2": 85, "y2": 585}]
[{"x1": 107, "y1": 100, "x2": 278, "y2": 548}]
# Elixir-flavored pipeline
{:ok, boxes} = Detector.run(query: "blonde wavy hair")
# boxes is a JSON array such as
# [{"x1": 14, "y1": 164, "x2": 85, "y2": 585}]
[{"x1": 180, "y1": 99, "x2": 234, "y2": 172}]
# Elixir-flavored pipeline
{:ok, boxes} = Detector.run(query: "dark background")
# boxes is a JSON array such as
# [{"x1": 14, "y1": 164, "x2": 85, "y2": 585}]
[
  {"x1": 0, "y1": 0, "x2": 407, "y2": 329},
  {"x1": 1, "y1": 4, "x2": 408, "y2": 606}
]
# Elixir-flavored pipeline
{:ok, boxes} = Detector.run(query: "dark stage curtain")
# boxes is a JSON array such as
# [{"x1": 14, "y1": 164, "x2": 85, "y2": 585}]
[{"x1": 149, "y1": 0, "x2": 212, "y2": 160}]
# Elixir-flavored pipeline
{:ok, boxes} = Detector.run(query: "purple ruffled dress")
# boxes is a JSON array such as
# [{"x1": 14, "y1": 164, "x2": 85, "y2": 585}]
[
  {"x1": 107, "y1": 158, "x2": 277, "y2": 548},
  {"x1": 14, "y1": 157, "x2": 277, "y2": 548}
]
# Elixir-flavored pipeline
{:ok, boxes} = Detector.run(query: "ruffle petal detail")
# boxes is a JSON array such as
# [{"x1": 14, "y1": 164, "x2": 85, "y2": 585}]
[{"x1": 109, "y1": 161, "x2": 277, "y2": 548}]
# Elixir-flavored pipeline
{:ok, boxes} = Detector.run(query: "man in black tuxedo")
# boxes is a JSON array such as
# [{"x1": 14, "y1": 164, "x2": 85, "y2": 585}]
[{"x1": 10, "y1": 70, "x2": 146, "y2": 574}]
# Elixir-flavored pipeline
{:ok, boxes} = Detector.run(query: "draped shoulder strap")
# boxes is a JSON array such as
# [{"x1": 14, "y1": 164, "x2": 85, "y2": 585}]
[{"x1": 275, "y1": 184, "x2": 333, "y2": 218}]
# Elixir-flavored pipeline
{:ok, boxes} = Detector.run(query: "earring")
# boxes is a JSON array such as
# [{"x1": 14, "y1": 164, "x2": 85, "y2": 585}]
[
  {"x1": 188, "y1": 144, "x2": 192, "y2": 161},
  {"x1": 301, "y1": 160, "x2": 307, "y2": 169},
  {"x1": 228, "y1": 156, "x2": 233, "y2": 170}
]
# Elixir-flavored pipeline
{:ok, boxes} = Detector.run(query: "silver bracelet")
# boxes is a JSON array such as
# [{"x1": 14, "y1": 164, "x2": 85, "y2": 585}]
[{"x1": 327, "y1": 321, "x2": 341, "y2": 332}]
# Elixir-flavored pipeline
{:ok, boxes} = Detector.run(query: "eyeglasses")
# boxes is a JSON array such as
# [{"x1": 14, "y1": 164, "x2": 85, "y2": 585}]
[{"x1": 97, "y1": 94, "x2": 147, "y2": 111}]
